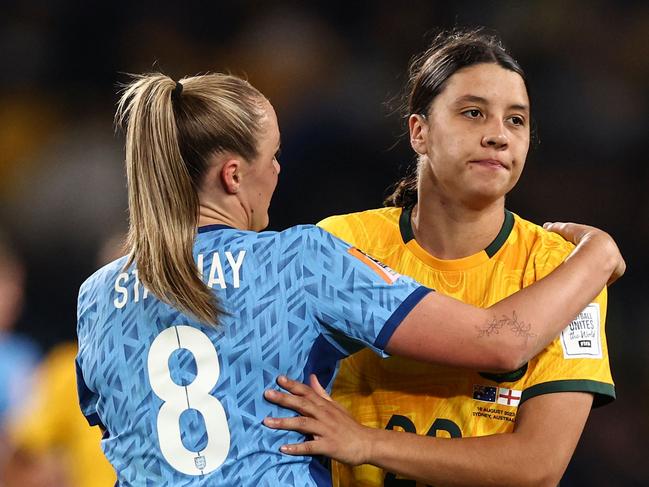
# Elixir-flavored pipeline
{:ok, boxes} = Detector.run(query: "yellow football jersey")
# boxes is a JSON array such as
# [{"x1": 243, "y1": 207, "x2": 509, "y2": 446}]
[
  {"x1": 318, "y1": 207, "x2": 613, "y2": 487},
  {"x1": 8, "y1": 342, "x2": 116, "y2": 487}
]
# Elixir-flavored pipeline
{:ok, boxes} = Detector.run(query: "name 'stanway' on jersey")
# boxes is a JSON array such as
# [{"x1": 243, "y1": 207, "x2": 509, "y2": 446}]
[{"x1": 113, "y1": 251, "x2": 246, "y2": 309}]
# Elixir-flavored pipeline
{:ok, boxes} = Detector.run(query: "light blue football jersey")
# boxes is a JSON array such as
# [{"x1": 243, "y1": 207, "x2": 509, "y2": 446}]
[{"x1": 76, "y1": 224, "x2": 430, "y2": 486}]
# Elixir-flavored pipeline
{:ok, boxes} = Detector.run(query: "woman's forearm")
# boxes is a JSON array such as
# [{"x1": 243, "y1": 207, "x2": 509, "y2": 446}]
[
  {"x1": 366, "y1": 427, "x2": 549, "y2": 487},
  {"x1": 486, "y1": 230, "x2": 618, "y2": 367},
  {"x1": 386, "y1": 227, "x2": 622, "y2": 372}
]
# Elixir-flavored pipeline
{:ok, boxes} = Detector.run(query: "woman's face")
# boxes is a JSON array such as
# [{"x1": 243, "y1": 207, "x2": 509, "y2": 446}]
[
  {"x1": 240, "y1": 99, "x2": 281, "y2": 231},
  {"x1": 410, "y1": 63, "x2": 530, "y2": 209}
]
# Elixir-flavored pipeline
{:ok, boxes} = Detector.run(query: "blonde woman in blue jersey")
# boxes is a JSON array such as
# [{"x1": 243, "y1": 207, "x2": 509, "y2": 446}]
[
  {"x1": 265, "y1": 29, "x2": 624, "y2": 486},
  {"x1": 75, "y1": 71, "x2": 623, "y2": 486}
]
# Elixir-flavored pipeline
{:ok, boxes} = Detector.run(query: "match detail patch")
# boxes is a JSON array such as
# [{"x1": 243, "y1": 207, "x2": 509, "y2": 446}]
[
  {"x1": 560, "y1": 303, "x2": 602, "y2": 359},
  {"x1": 347, "y1": 247, "x2": 400, "y2": 284}
]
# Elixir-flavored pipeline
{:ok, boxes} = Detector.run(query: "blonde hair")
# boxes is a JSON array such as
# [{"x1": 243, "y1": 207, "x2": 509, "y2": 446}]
[{"x1": 116, "y1": 73, "x2": 266, "y2": 325}]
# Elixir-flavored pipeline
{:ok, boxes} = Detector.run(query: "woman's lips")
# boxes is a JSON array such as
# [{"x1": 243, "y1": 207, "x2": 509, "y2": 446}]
[{"x1": 470, "y1": 159, "x2": 508, "y2": 169}]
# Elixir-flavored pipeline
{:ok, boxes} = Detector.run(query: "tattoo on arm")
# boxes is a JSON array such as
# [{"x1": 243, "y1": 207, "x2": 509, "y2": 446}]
[{"x1": 476, "y1": 311, "x2": 536, "y2": 340}]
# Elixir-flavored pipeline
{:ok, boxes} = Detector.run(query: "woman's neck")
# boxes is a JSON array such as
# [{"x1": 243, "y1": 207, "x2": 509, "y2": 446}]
[
  {"x1": 411, "y1": 196, "x2": 506, "y2": 260},
  {"x1": 197, "y1": 203, "x2": 247, "y2": 230}
]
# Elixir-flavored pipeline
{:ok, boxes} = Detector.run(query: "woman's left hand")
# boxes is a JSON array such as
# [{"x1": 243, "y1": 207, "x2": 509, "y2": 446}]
[{"x1": 263, "y1": 374, "x2": 373, "y2": 466}]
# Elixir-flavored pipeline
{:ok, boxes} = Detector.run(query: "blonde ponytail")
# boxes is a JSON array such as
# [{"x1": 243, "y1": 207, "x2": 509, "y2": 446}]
[{"x1": 116, "y1": 73, "x2": 265, "y2": 325}]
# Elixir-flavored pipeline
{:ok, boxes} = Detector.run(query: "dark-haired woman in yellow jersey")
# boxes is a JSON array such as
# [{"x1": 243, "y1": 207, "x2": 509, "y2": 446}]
[{"x1": 266, "y1": 29, "x2": 617, "y2": 486}]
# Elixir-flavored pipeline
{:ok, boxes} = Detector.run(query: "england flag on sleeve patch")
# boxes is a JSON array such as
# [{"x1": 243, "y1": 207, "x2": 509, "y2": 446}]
[
  {"x1": 560, "y1": 303, "x2": 602, "y2": 359},
  {"x1": 497, "y1": 387, "x2": 522, "y2": 407}
]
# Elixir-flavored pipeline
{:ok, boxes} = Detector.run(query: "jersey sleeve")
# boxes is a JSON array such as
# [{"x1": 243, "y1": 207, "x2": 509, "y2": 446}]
[
  {"x1": 299, "y1": 226, "x2": 431, "y2": 358},
  {"x1": 519, "y1": 236, "x2": 614, "y2": 407}
]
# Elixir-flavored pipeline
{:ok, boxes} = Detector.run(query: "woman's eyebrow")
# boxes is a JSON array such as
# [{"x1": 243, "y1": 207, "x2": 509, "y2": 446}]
[
  {"x1": 453, "y1": 94, "x2": 529, "y2": 113},
  {"x1": 453, "y1": 94, "x2": 489, "y2": 105}
]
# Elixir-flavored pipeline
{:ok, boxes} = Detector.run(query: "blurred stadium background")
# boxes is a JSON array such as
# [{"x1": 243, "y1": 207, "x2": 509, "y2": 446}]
[{"x1": 0, "y1": 1, "x2": 647, "y2": 485}]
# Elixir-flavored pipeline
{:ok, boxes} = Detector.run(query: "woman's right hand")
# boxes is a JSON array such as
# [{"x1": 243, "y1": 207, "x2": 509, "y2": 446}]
[
  {"x1": 543, "y1": 222, "x2": 625, "y2": 285},
  {"x1": 263, "y1": 375, "x2": 374, "y2": 466}
]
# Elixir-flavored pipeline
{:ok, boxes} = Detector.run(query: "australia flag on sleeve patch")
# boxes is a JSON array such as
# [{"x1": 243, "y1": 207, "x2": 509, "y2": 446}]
[{"x1": 473, "y1": 385, "x2": 497, "y2": 403}]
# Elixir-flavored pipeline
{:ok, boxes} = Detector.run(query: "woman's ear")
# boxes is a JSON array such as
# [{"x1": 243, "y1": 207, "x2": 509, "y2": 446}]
[
  {"x1": 220, "y1": 158, "x2": 242, "y2": 194},
  {"x1": 409, "y1": 114, "x2": 429, "y2": 155}
]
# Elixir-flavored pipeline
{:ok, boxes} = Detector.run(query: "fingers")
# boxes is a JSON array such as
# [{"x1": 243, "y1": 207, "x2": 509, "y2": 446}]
[
  {"x1": 263, "y1": 388, "x2": 318, "y2": 417},
  {"x1": 543, "y1": 222, "x2": 575, "y2": 231},
  {"x1": 545, "y1": 222, "x2": 626, "y2": 286},
  {"x1": 264, "y1": 375, "x2": 350, "y2": 429},
  {"x1": 264, "y1": 376, "x2": 334, "y2": 417},
  {"x1": 276, "y1": 375, "x2": 321, "y2": 398},
  {"x1": 543, "y1": 222, "x2": 591, "y2": 244},
  {"x1": 263, "y1": 415, "x2": 325, "y2": 436},
  {"x1": 309, "y1": 374, "x2": 333, "y2": 402},
  {"x1": 272, "y1": 375, "x2": 333, "y2": 408},
  {"x1": 278, "y1": 441, "x2": 324, "y2": 457},
  {"x1": 263, "y1": 375, "x2": 369, "y2": 465},
  {"x1": 543, "y1": 222, "x2": 570, "y2": 239}
]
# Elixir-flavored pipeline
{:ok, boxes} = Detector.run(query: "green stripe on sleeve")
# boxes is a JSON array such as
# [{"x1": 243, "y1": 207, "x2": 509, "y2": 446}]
[{"x1": 520, "y1": 379, "x2": 616, "y2": 408}]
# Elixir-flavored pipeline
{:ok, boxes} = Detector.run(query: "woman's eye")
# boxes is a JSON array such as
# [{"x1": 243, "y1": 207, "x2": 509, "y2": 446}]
[
  {"x1": 508, "y1": 116, "x2": 525, "y2": 126},
  {"x1": 462, "y1": 109, "x2": 482, "y2": 119}
]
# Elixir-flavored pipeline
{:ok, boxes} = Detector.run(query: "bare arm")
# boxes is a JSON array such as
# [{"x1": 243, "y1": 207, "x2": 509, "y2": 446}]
[
  {"x1": 387, "y1": 223, "x2": 624, "y2": 371},
  {"x1": 264, "y1": 376, "x2": 592, "y2": 487}
]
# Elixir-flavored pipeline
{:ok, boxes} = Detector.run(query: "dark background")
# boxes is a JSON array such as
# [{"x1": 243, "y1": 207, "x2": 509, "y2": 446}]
[{"x1": 0, "y1": 1, "x2": 647, "y2": 485}]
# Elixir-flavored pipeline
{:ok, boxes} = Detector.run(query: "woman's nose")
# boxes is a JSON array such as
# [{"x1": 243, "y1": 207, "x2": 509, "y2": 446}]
[{"x1": 481, "y1": 132, "x2": 508, "y2": 149}]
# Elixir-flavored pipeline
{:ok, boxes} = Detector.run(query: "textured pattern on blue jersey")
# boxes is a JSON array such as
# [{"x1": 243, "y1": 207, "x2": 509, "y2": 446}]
[{"x1": 76, "y1": 225, "x2": 430, "y2": 486}]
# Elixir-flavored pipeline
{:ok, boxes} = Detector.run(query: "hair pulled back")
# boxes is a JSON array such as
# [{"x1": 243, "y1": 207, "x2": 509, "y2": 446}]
[
  {"x1": 385, "y1": 28, "x2": 528, "y2": 208},
  {"x1": 116, "y1": 72, "x2": 266, "y2": 325}
]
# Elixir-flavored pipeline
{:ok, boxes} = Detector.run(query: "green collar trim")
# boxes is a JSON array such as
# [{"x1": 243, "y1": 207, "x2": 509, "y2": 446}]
[
  {"x1": 484, "y1": 209, "x2": 514, "y2": 257},
  {"x1": 399, "y1": 207, "x2": 515, "y2": 257},
  {"x1": 399, "y1": 206, "x2": 416, "y2": 243}
]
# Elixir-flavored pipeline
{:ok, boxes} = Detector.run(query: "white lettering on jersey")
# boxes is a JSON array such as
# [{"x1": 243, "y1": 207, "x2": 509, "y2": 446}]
[
  {"x1": 113, "y1": 270, "x2": 150, "y2": 309},
  {"x1": 112, "y1": 251, "x2": 247, "y2": 308},
  {"x1": 205, "y1": 251, "x2": 246, "y2": 289},
  {"x1": 114, "y1": 272, "x2": 129, "y2": 309},
  {"x1": 225, "y1": 251, "x2": 246, "y2": 289},
  {"x1": 560, "y1": 303, "x2": 602, "y2": 359},
  {"x1": 197, "y1": 253, "x2": 205, "y2": 279},
  {"x1": 207, "y1": 253, "x2": 226, "y2": 289}
]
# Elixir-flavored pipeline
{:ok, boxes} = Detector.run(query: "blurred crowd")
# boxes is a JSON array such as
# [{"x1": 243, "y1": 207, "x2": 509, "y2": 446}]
[{"x1": 0, "y1": 1, "x2": 647, "y2": 485}]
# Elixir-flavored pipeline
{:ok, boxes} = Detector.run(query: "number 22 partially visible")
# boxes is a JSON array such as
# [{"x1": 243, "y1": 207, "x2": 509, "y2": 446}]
[
  {"x1": 147, "y1": 325, "x2": 231, "y2": 475},
  {"x1": 384, "y1": 415, "x2": 462, "y2": 486}
]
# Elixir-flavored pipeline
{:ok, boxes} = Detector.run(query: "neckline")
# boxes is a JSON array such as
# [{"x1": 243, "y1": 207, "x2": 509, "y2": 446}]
[
  {"x1": 398, "y1": 206, "x2": 515, "y2": 270},
  {"x1": 197, "y1": 224, "x2": 236, "y2": 234}
]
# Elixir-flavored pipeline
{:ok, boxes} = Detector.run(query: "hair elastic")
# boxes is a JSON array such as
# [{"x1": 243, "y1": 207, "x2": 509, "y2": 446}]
[{"x1": 171, "y1": 81, "x2": 183, "y2": 100}]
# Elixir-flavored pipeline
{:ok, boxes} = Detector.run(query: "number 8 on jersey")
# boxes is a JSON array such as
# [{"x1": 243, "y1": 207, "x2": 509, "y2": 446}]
[{"x1": 147, "y1": 326, "x2": 231, "y2": 475}]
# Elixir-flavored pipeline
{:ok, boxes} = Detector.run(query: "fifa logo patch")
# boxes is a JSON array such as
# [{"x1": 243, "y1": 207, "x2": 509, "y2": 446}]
[
  {"x1": 347, "y1": 247, "x2": 401, "y2": 284},
  {"x1": 560, "y1": 303, "x2": 602, "y2": 359}
]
